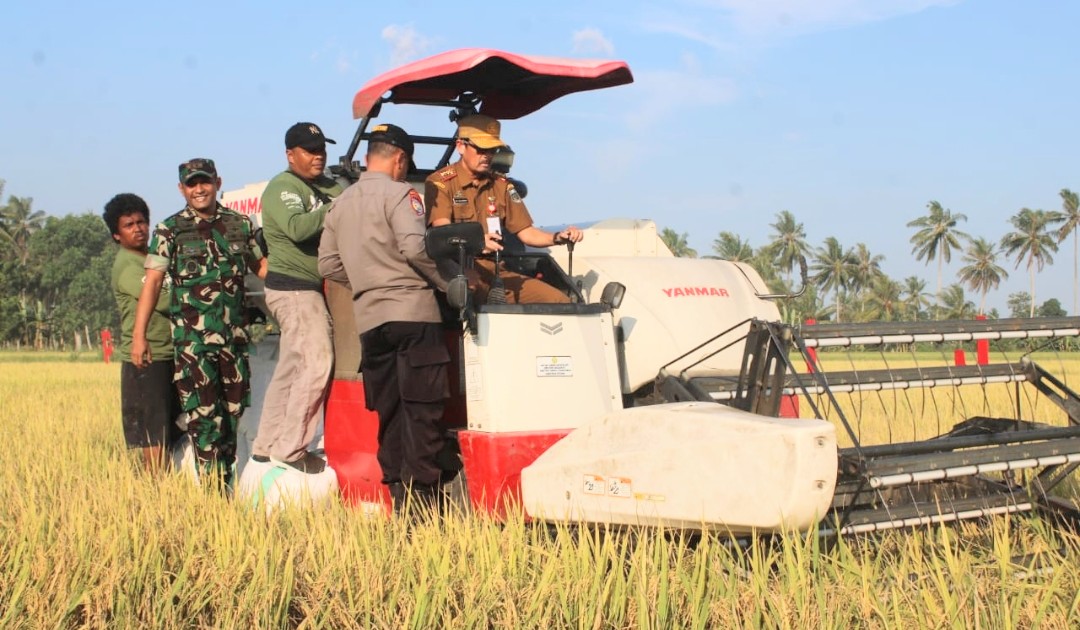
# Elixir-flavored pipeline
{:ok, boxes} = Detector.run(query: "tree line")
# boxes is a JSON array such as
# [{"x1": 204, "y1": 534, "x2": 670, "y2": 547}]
[
  {"x1": 660, "y1": 189, "x2": 1079, "y2": 325},
  {"x1": 0, "y1": 179, "x2": 117, "y2": 350},
  {"x1": 2, "y1": 176, "x2": 1076, "y2": 350}
]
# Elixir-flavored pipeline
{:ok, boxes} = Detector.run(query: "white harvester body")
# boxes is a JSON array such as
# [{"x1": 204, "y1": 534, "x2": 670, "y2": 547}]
[
  {"x1": 445, "y1": 218, "x2": 840, "y2": 531},
  {"x1": 521, "y1": 403, "x2": 837, "y2": 533}
]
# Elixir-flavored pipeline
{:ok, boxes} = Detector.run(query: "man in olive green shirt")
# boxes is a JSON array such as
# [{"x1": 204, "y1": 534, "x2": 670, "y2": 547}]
[
  {"x1": 252, "y1": 122, "x2": 344, "y2": 474},
  {"x1": 105, "y1": 193, "x2": 180, "y2": 473}
]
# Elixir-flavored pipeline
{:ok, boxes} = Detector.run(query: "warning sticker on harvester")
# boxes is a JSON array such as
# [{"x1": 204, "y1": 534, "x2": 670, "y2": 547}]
[
  {"x1": 465, "y1": 364, "x2": 484, "y2": 401},
  {"x1": 607, "y1": 477, "x2": 633, "y2": 498},
  {"x1": 536, "y1": 356, "x2": 573, "y2": 377},
  {"x1": 583, "y1": 474, "x2": 604, "y2": 496}
]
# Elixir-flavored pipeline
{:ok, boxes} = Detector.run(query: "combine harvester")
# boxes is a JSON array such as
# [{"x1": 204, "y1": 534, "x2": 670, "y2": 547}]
[{"x1": 235, "y1": 49, "x2": 1080, "y2": 535}]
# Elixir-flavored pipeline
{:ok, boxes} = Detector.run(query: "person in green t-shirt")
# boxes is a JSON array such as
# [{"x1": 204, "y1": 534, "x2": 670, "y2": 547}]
[
  {"x1": 105, "y1": 193, "x2": 181, "y2": 474},
  {"x1": 251, "y1": 122, "x2": 343, "y2": 474}
]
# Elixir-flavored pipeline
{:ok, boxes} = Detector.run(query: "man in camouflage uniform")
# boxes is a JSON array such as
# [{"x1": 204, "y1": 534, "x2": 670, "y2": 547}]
[{"x1": 132, "y1": 158, "x2": 268, "y2": 486}]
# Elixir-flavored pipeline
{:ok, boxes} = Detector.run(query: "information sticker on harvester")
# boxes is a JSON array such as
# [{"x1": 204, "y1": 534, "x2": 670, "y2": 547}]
[
  {"x1": 607, "y1": 477, "x2": 633, "y2": 498},
  {"x1": 583, "y1": 474, "x2": 604, "y2": 496},
  {"x1": 536, "y1": 356, "x2": 573, "y2": 377}
]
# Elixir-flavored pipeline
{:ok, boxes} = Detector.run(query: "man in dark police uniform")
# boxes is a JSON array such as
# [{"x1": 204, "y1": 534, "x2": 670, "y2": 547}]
[{"x1": 318, "y1": 124, "x2": 451, "y2": 514}]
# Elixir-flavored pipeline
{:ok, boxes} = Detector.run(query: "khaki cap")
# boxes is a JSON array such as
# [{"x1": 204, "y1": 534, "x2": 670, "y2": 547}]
[{"x1": 457, "y1": 114, "x2": 507, "y2": 150}]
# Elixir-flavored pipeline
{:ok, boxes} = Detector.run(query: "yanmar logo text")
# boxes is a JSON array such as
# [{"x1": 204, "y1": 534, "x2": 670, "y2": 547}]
[
  {"x1": 662, "y1": 287, "x2": 730, "y2": 298},
  {"x1": 224, "y1": 197, "x2": 262, "y2": 215}
]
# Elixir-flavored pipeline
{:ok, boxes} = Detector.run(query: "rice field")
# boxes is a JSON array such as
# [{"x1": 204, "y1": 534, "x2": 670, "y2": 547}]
[{"x1": 3, "y1": 355, "x2": 1080, "y2": 628}]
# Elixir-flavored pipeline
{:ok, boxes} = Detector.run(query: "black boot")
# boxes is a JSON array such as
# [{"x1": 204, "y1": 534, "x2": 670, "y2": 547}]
[
  {"x1": 388, "y1": 481, "x2": 443, "y2": 522},
  {"x1": 387, "y1": 482, "x2": 408, "y2": 516},
  {"x1": 409, "y1": 482, "x2": 441, "y2": 516}
]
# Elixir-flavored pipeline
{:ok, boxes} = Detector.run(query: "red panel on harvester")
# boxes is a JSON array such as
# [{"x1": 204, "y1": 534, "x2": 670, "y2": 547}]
[
  {"x1": 458, "y1": 429, "x2": 570, "y2": 518},
  {"x1": 779, "y1": 395, "x2": 800, "y2": 418},
  {"x1": 323, "y1": 379, "x2": 387, "y2": 506}
]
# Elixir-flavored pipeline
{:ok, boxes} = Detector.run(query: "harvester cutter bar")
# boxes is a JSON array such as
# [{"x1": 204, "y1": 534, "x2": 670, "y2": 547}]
[
  {"x1": 698, "y1": 362, "x2": 1032, "y2": 400},
  {"x1": 797, "y1": 316, "x2": 1080, "y2": 348},
  {"x1": 854, "y1": 441, "x2": 1080, "y2": 489},
  {"x1": 824, "y1": 492, "x2": 1034, "y2": 536}
]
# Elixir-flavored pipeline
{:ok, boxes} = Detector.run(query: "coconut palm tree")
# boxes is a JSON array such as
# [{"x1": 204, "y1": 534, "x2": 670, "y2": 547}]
[
  {"x1": 810, "y1": 236, "x2": 856, "y2": 322},
  {"x1": 907, "y1": 201, "x2": 970, "y2": 319},
  {"x1": 900, "y1": 276, "x2": 931, "y2": 321},
  {"x1": 1000, "y1": 208, "x2": 1061, "y2": 317},
  {"x1": 0, "y1": 194, "x2": 47, "y2": 263},
  {"x1": 939, "y1": 283, "x2": 976, "y2": 320},
  {"x1": 1056, "y1": 188, "x2": 1080, "y2": 314},
  {"x1": 957, "y1": 237, "x2": 1008, "y2": 315},
  {"x1": 864, "y1": 276, "x2": 903, "y2": 322},
  {"x1": 660, "y1": 227, "x2": 697, "y2": 258},
  {"x1": 712, "y1": 231, "x2": 754, "y2": 262},
  {"x1": 766, "y1": 210, "x2": 810, "y2": 285},
  {"x1": 850, "y1": 243, "x2": 885, "y2": 314}
]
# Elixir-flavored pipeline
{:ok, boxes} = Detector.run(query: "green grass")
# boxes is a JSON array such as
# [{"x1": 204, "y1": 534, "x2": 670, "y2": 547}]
[{"x1": 0, "y1": 350, "x2": 107, "y2": 363}]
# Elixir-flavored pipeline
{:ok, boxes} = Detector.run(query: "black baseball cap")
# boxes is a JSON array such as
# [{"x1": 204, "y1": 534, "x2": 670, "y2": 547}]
[
  {"x1": 368, "y1": 123, "x2": 417, "y2": 172},
  {"x1": 285, "y1": 122, "x2": 336, "y2": 151}
]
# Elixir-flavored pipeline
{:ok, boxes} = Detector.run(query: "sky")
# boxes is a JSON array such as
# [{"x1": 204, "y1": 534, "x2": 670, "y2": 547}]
[{"x1": 2, "y1": 0, "x2": 1078, "y2": 314}]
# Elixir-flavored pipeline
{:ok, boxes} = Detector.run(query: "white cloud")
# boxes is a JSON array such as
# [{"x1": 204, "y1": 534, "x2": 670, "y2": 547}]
[
  {"x1": 623, "y1": 65, "x2": 738, "y2": 131},
  {"x1": 645, "y1": 0, "x2": 960, "y2": 49},
  {"x1": 336, "y1": 53, "x2": 351, "y2": 75},
  {"x1": 641, "y1": 21, "x2": 737, "y2": 54},
  {"x1": 696, "y1": 0, "x2": 960, "y2": 38},
  {"x1": 381, "y1": 24, "x2": 433, "y2": 67},
  {"x1": 572, "y1": 27, "x2": 615, "y2": 56},
  {"x1": 309, "y1": 38, "x2": 354, "y2": 75}
]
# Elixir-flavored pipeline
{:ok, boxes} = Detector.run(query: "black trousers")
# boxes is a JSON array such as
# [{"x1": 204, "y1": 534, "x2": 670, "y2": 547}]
[{"x1": 360, "y1": 321, "x2": 450, "y2": 486}]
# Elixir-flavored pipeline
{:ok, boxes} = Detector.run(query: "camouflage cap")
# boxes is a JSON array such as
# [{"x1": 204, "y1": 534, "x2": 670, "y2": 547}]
[
  {"x1": 178, "y1": 158, "x2": 217, "y2": 183},
  {"x1": 457, "y1": 114, "x2": 507, "y2": 150}
]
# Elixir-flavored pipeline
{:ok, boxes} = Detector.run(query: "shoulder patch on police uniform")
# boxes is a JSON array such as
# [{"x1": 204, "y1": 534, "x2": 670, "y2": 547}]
[
  {"x1": 432, "y1": 181, "x2": 446, "y2": 190},
  {"x1": 507, "y1": 184, "x2": 522, "y2": 204},
  {"x1": 408, "y1": 189, "x2": 425, "y2": 217},
  {"x1": 437, "y1": 167, "x2": 457, "y2": 181}
]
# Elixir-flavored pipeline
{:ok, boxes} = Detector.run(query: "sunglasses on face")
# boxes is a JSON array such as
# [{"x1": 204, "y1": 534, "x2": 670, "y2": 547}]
[{"x1": 461, "y1": 139, "x2": 497, "y2": 155}]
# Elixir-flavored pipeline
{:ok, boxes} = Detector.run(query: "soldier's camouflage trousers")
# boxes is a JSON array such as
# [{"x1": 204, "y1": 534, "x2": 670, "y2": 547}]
[{"x1": 174, "y1": 344, "x2": 251, "y2": 484}]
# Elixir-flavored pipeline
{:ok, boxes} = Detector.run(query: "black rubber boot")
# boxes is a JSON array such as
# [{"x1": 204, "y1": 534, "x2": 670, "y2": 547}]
[
  {"x1": 409, "y1": 483, "x2": 441, "y2": 516},
  {"x1": 388, "y1": 482, "x2": 408, "y2": 516}
]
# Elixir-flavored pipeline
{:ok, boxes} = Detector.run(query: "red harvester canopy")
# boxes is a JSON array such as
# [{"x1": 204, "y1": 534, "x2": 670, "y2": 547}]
[{"x1": 351, "y1": 48, "x2": 634, "y2": 120}]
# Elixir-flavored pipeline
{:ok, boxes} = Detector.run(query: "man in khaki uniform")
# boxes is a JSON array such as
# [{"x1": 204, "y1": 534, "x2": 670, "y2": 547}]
[
  {"x1": 318, "y1": 123, "x2": 450, "y2": 513},
  {"x1": 424, "y1": 114, "x2": 583, "y2": 304}
]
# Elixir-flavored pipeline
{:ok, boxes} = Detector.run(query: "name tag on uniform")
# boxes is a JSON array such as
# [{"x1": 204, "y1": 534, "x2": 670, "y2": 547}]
[
  {"x1": 453, "y1": 194, "x2": 467, "y2": 205},
  {"x1": 486, "y1": 217, "x2": 502, "y2": 235}
]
